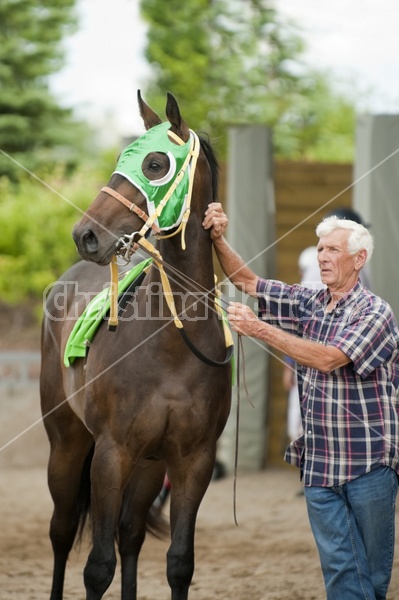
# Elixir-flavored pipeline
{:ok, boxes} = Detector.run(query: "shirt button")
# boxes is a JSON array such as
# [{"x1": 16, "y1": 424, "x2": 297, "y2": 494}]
[{"x1": 307, "y1": 430, "x2": 312, "y2": 435}]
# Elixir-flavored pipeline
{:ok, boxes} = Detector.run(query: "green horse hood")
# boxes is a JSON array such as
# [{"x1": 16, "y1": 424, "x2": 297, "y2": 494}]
[{"x1": 113, "y1": 122, "x2": 194, "y2": 231}]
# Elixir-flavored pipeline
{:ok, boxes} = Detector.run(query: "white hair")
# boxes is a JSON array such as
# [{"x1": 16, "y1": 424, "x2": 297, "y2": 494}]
[{"x1": 316, "y1": 216, "x2": 374, "y2": 263}]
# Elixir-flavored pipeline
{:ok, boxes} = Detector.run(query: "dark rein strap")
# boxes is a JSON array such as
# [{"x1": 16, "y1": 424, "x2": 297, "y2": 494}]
[
  {"x1": 132, "y1": 246, "x2": 234, "y2": 368},
  {"x1": 152, "y1": 248, "x2": 247, "y2": 522},
  {"x1": 233, "y1": 335, "x2": 252, "y2": 526},
  {"x1": 118, "y1": 262, "x2": 243, "y2": 525},
  {"x1": 116, "y1": 269, "x2": 147, "y2": 317},
  {"x1": 114, "y1": 258, "x2": 233, "y2": 368},
  {"x1": 119, "y1": 276, "x2": 234, "y2": 372},
  {"x1": 234, "y1": 334, "x2": 242, "y2": 526},
  {"x1": 178, "y1": 327, "x2": 234, "y2": 367},
  {"x1": 116, "y1": 260, "x2": 246, "y2": 524}
]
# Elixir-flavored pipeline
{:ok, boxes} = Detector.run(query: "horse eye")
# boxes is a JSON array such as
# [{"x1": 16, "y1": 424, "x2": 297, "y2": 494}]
[
  {"x1": 142, "y1": 152, "x2": 169, "y2": 180},
  {"x1": 149, "y1": 160, "x2": 162, "y2": 172}
]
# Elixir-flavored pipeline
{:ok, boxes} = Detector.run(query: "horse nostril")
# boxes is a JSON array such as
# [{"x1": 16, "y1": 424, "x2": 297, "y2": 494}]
[{"x1": 81, "y1": 229, "x2": 98, "y2": 253}]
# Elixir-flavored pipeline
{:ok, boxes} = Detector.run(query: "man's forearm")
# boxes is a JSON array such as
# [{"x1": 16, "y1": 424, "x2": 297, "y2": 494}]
[
  {"x1": 213, "y1": 236, "x2": 258, "y2": 296},
  {"x1": 239, "y1": 317, "x2": 350, "y2": 373}
]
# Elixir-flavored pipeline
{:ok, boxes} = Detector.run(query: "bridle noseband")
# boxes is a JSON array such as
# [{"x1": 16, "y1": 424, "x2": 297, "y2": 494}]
[{"x1": 101, "y1": 186, "x2": 161, "y2": 235}]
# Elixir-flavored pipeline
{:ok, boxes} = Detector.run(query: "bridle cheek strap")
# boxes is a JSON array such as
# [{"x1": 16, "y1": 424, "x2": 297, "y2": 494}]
[
  {"x1": 101, "y1": 186, "x2": 161, "y2": 235},
  {"x1": 102, "y1": 184, "x2": 161, "y2": 330},
  {"x1": 138, "y1": 237, "x2": 183, "y2": 329},
  {"x1": 137, "y1": 130, "x2": 200, "y2": 249}
]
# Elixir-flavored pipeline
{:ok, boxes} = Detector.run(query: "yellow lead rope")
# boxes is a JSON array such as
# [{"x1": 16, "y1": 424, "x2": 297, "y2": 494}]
[
  {"x1": 108, "y1": 255, "x2": 120, "y2": 330},
  {"x1": 108, "y1": 239, "x2": 183, "y2": 331},
  {"x1": 214, "y1": 275, "x2": 234, "y2": 349},
  {"x1": 138, "y1": 237, "x2": 183, "y2": 329}
]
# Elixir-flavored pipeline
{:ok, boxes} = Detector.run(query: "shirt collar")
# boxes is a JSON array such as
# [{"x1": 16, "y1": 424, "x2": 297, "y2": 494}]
[{"x1": 318, "y1": 279, "x2": 364, "y2": 310}]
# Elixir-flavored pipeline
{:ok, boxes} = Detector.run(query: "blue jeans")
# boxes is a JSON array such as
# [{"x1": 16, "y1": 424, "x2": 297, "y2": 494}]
[{"x1": 304, "y1": 467, "x2": 398, "y2": 600}]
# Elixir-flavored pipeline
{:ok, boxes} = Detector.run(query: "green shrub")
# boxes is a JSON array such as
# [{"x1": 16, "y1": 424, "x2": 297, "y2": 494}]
[{"x1": 0, "y1": 151, "x2": 118, "y2": 305}]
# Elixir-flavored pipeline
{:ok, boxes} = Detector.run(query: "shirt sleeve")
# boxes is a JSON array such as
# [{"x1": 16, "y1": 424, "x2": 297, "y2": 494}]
[
  {"x1": 329, "y1": 307, "x2": 397, "y2": 378},
  {"x1": 256, "y1": 277, "x2": 316, "y2": 335}
]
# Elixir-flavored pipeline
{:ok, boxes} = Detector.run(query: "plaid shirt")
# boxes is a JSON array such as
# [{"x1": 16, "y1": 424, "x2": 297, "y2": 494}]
[{"x1": 257, "y1": 278, "x2": 399, "y2": 487}]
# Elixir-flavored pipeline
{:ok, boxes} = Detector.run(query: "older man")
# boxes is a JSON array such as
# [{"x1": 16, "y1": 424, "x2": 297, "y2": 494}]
[{"x1": 203, "y1": 204, "x2": 399, "y2": 600}]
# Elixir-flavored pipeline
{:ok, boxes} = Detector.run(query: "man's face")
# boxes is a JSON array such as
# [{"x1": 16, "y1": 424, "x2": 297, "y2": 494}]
[{"x1": 317, "y1": 229, "x2": 363, "y2": 291}]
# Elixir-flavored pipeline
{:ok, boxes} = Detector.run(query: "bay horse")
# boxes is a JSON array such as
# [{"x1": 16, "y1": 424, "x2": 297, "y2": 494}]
[{"x1": 40, "y1": 91, "x2": 232, "y2": 600}]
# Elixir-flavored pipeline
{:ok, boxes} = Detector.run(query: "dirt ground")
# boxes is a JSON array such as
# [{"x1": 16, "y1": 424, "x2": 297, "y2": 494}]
[{"x1": 2, "y1": 387, "x2": 399, "y2": 600}]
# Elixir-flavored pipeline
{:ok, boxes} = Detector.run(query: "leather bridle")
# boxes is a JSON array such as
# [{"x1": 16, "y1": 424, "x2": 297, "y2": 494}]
[
  {"x1": 105, "y1": 129, "x2": 200, "y2": 330},
  {"x1": 103, "y1": 128, "x2": 234, "y2": 371},
  {"x1": 103, "y1": 129, "x2": 200, "y2": 251},
  {"x1": 101, "y1": 186, "x2": 161, "y2": 235}
]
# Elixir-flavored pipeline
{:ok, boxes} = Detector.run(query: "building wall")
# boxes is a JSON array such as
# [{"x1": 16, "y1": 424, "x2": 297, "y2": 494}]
[{"x1": 267, "y1": 160, "x2": 353, "y2": 467}]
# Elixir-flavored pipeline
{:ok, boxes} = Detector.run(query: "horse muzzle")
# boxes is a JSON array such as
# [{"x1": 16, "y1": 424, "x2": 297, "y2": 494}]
[{"x1": 72, "y1": 223, "x2": 116, "y2": 265}]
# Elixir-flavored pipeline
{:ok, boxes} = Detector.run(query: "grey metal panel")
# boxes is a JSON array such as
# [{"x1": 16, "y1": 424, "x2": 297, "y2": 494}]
[
  {"x1": 353, "y1": 115, "x2": 399, "y2": 318},
  {"x1": 218, "y1": 126, "x2": 276, "y2": 473}
]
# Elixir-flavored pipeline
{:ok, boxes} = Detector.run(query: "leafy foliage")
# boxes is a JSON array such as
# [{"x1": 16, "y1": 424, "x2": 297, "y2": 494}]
[
  {"x1": 0, "y1": 149, "x2": 118, "y2": 304},
  {"x1": 0, "y1": 0, "x2": 115, "y2": 306},
  {"x1": 140, "y1": 0, "x2": 356, "y2": 161},
  {"x1": 0, "y1": 0, "x2": 90, "y2": 180}
]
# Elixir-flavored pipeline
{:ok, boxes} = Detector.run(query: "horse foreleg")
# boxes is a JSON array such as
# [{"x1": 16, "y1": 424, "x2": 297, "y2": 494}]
[
  {"x1": 118, "y1": 461, "x2": 166, "y2": 600},
  {"x1": 83, "y1": 442, "x2": 130, "y2": 600},
  {"x1": 166, "y1": 452, "x2": 215, "y2": 600},
  {"x1": 167, "y1": 516, "x2": 196, "y2": 600}
]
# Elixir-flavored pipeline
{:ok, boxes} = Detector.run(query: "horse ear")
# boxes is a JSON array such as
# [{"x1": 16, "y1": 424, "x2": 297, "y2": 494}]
[
  {"x1": 165, "y1": 92, "x2": 190, "y2": 142},
  {"x1": 137, "y1": 90, "x2": 162, "y2": 130}
]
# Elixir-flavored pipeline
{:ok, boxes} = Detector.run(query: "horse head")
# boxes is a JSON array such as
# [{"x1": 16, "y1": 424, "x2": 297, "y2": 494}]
[{"x1": 72, "y1": 91, "x2": 210, "y2": 265}]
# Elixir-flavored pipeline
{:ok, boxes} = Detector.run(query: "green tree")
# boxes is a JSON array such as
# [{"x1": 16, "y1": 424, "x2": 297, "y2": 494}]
[
  {"x1": 140, "y1": 0, "x2": 356, "y2": 161},
  {"x1": 0, "y1": 150, "x2": 118, "y2": 304},
  {"x1": 0, "y1": 0, "x2": 89, "y2": 180}
]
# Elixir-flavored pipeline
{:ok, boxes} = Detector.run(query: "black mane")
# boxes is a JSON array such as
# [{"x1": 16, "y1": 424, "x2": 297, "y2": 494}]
[{"x1": 197, "y1": 133, "x2": 219, "y2": 201}]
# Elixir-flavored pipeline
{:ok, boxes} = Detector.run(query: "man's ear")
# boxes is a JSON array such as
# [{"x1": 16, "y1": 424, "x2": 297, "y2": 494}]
[{"x1": 355, "y1": 249, "x2": 367, "y2": 271}]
